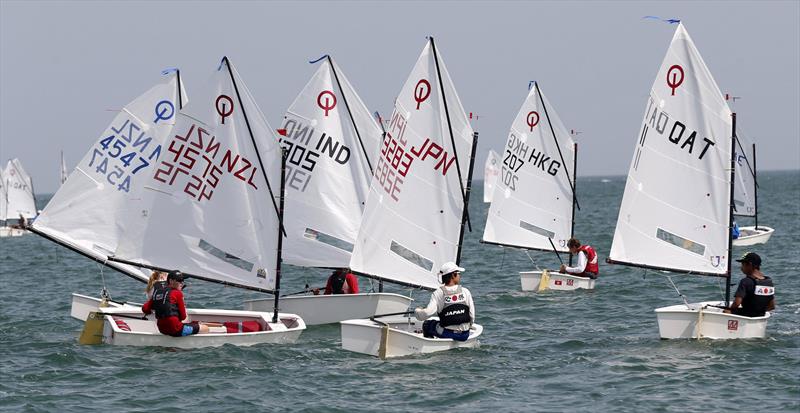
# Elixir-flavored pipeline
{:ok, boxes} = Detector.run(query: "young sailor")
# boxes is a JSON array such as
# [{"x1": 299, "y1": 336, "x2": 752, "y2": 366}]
[
  {"x1": 725, "y1": 252, "x2": 776, "y2": 317},
  {"x1": 559, "y1": 238, "x2": 599, "y2": 278},
  {"x1": 414, "y1": 262, "x2": 475, "y2": 342},
  {"x1": 313, "y1": 268, "x2": 359, "y2": 295},
  {"x1": 141, "y1": 271, "x2": 210, "y2": 337}
]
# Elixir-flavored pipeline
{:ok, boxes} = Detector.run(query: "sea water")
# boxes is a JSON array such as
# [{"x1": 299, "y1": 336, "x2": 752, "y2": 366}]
[{"x1": 0, "y1": 170, "x2": 797, "y2": 412}]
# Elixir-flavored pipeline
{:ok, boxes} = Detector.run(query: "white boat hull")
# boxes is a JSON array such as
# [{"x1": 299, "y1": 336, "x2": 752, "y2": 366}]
[
  {"x1": 340, "y1": 316, "x2": 482, "y2": 359},
  {"x1": 732, "y1": 226, "x2": 774, "y2": 246},
  {"x1": 244, "y1": 293, "x2": 413, "y2": 326},
  {"x1": 0, "y1": 226, "x2": 26, "y2": 237},
  {"x1": 92, "y1": 307, "x2": 305, "y2": 348},
  {"x1": 520, "y1": 270, "x2": 596, "y2": 291},
  {"x1": 71, "y1": 293, "x2": 141, "y2": 321},
  {"x1": 655, "y1": 301, "x2": 770, "y2": 339}
]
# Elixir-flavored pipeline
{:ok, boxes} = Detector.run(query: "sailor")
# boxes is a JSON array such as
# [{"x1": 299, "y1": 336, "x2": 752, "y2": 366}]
[
  {"x1": 558, "y1": 238, "x2": 599, "y2": 278},
  {"x1": 141, "y1": 270, "x2": 210, "y2": 337},
  {"x1": 732, "y1": 221, "x2": 741, "y2": 239},
  {"x1": 725, "y1": 252, "x2": 775, "y2": 317},
  {"x1": 144, "y1": 270, "x2": 168, "y2": 299},
  {"x1": 313, "y1": 268, "x2": 359, "y2": 295},
  {"x1": 414, "y1": 262, "x2": 475, "y2": 342}
]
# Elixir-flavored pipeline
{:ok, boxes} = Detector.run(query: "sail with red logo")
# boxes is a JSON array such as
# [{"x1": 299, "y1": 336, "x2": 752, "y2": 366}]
[
  {"x1": 607, "y1": 22, "x2": 771, "y2": 339},
  {"x1": 483, "y1": 149, "x2": 500, "y2": 203}
]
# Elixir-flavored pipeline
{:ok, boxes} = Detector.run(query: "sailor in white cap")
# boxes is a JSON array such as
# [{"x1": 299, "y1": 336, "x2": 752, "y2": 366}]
[{"x1": 414, "y1": 262, "x2": 475, "y2": 341}]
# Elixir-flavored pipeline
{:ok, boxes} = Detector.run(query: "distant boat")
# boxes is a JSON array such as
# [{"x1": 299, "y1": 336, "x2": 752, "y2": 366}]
[
  {"x1": 244, "y1": 55, "x2": 412, "y2": 325},
  {"x1": 341, "y1": 38, "x2": 482, "y2": 358},
  {"x1": 601, "y1": 178, "x2": 611, "y2": 183},
  {"x1": 0, "y1": 159, "x2": 36, "y2": 237},
  {"x1": 607, "y1": 23, "x2": 770, "y2": 339},
  {"x1": 483, "y1": 149, "x2": 500, "y2": 203},
  {"x1": 732, "y1": 140, "x2": 774, "y2": 246},
  {"x1": 60, "y1": 150, "x2": 68, "y2": 186},
  {"x1": 481, "y1": 82, "x2": 590, "y2": 292}
]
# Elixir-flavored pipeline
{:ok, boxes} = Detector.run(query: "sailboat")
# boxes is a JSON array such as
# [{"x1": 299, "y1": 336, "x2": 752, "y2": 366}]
[
  {"x1": 0, "y1": 168, "x2": 22, "y2": 237},
  {"x1": 243, "y1": 55, "x2": 413, "y2": 325},
  {"x1": 60, "y1": 151, "x2": 68, "y2": 186},
  {"x1": 30, "y1": 69, "x2": 186, "y2": 315},
  {"x1": 0, "y1": 159, "x2": 37, "y2": 237},
  {"x1": 481, "y1": 82, "x2": 588, "y2": 291},
  {"x1": 103, "y1": 57, "x2": 306, "y2": 347},
  {"x1": 340, "y1": 38, "x2": 483, "y2": 358},
  {"x1": 732, "y1": 137, "x2": 774, "y2": 246},
  {"x1": 607, "y1": 22, "x2": 770, "y2": 339},
  {"x1": 483, "y1": 149, "x2": 500, "y2": 203}
]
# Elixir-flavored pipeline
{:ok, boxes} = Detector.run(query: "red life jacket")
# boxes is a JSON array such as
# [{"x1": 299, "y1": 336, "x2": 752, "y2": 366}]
[{"x1": 578, "y1": 245, "x2": 599, "y2": 275}]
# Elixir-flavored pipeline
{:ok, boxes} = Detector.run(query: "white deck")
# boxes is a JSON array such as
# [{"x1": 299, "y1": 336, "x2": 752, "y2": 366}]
[
  {"x1": 654, "y1": 301, "x2": 770, "y2": 339},
  {"x1": 71, "y1": 293, "x2": 141, "y2": 321},
  {"x1": 732, "y1": 226, "x2": 774, "y2": 246},
  {"x1": 340, "y1": 316, "x2": 482, "y2": 359},
  {"x1": 520, "y1": 270, "x2": 596, "y2": 291},
  {"x1": 244, "y1": 293, "x2": 413, "y2": 326}
]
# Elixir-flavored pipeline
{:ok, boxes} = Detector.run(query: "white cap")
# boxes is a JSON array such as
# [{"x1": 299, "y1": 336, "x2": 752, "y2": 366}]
[{"x1": 438, "y1": 261, "x2": 465, "y2": 276}]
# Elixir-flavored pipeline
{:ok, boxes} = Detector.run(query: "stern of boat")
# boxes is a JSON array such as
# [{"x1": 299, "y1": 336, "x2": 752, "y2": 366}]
[
  {"x1": 520, "y1": 271, "x2": 596, "y2": 291},
  {"x1": 654, "y1": 301, "x2": 770, "y2": 339}
]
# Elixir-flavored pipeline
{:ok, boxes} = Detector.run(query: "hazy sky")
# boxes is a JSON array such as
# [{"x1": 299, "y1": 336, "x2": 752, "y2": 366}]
[{"x1": 1, "y1": 0, "x2": 798, "y2": 193}]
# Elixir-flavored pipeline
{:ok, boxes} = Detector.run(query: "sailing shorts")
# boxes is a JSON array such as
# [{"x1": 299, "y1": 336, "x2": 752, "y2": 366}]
[
  {"x1": 422, "y1": 320, "x2": 470, "y2": 342},
  {"x1": 181, "y1": 322, "x2": 200, "y2": 336}
]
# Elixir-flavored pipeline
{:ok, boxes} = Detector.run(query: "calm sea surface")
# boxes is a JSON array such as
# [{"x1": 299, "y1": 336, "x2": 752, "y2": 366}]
[{"x1": 1, "y1": 170, "x2": 798, "y2": 412}]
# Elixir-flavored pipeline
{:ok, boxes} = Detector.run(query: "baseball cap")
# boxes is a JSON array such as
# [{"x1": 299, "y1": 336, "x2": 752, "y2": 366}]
[
  {"x1": 438, "y1": 262, "x2": 465, "y2": 276},
  {"x1": 735, "y1": 252, "x2": 761, "y2": 267},
  {"x1": 167, "y1": 270, "x2": 185, "y2": 282}
]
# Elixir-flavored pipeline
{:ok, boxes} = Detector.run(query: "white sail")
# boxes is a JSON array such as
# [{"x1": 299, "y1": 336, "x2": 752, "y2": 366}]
[
  {"x1": 4, "y1": 159, "x2": 36, "y2": 219},
  {"x1": 280, "y1": 57, "x2": 382, "y2": 268},
  {"x1": 482, "y1": 84, "x2": 576, "y2": 252},
  {"x1": 609, "y1": 23, "x2": 733, "y2": 276},
  {"x1": 733, "y1": 134, "x2": 756, "y2": 217},
  {"x1": 60, "y1": 151, "x2": 68, "y2": 186},
  {"x1": 32, "y1": 71, "x2": 186, "y2": 281},
  {"x1": 0, "y1": 168, "x2": 7, "y2": 221},
  {"x1": 483, "y1": 149, "x2": 500, "y2": 203},
  {"x1": 114, "y1": 58, "x2": 283, "y2": 292},
  {"x1": 350, "y1": 39, "x2": 475, "y2": 289}
]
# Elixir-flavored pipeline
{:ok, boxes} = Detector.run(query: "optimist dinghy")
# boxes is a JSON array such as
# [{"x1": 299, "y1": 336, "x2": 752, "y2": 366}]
[
  {"x1": 607, "y1": 22, "x2": 770, "y2": 339},
  {"x1": 481, "y1": 82, "x2": 588, "y2": 292},
  {"x1": 243, "y1": 55, "x2": 412, "y2": 324},
  {"x1": 731, "y1": 136, "x2": 774, "y2": 246},
  {"x1": 341, "y1": 37, "x2": 482, "y2": 358},
  {"x1": 0, "y1": 159, "x2": 36, "y2": 237}
]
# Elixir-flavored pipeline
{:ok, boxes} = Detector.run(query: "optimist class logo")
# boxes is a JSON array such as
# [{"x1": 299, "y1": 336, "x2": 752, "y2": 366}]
[
  {"x1": 317, "y1": 90, "x2": 337, "y2": 116},
  {"x1": 414, "y1": 79, "x2": 431, "y2": 110},
  {"x1": 216, "y1": 95, "x2": 234, "y2": 124},
  {"x1": 666, "y1": 65, "x2": 684, "y2": 96},
  {"x1": 526, "y1": 111, "x2": 540, "y2": 131}
]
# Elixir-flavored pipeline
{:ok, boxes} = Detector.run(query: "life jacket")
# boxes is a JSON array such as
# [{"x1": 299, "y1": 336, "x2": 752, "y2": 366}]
[
  {"x1": 150, "y1": 282, "x2": 180, "y2": 319},
  {"x1": 578, "y1": 245, "x2": 599, "y2": 275},
  {"x1": 330, "y1": 273, "x2": 348, "y2": 294},
  {"x1": 438, "y1": 286, "x2": 471, "y2": 328},
  {"x1": 741, "y1": 276, "x2": 775, "y2": 317}
]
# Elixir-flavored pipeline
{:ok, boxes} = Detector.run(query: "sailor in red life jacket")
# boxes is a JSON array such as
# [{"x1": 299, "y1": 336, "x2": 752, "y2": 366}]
[
  {"x1": 414, "y1": 262, "x2": 475, "y2": 342},
  {"x1": 312, "y1": 268, "x2": 359, "y2": 295},
  {"x1": 141, "y1": 271, "x2": 210, "y2": 337},
  {"x1": 558, "y1": 238, "x2": 599, "y2": 279}
]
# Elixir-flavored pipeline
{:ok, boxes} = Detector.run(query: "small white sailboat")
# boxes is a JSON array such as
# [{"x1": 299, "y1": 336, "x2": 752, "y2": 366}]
[
  {"x1": 481, "y1": 82, "x2": 586, "y2": 292},
  {"x1": 104, "y1": 57, "x2": 306, "y2": 347},
  {"x1": 60, "y1": 150, "x2": 68, "y2": 186},
  {"x1": 243, "y1": 55, "x2": 412, "y2": 324},
  {"x1": 483, "y1": 149, "x2": 500, "y2": 203},
  {"x1": 607, "y1": 22, "x2": 770, "y2": 339},
  {"x1": 732, "y1": 139, "x2": 773, "y2": 246},
  {"x1": 0, "y1": 159, "x2": 36, "y2": 237},
  {"x1": 341, "y1": 37, "x2": 482, "y2": 358}
]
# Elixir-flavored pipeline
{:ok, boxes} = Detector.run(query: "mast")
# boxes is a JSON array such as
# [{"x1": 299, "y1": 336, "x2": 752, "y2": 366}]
[
  {"x1": 726, "y1": 113, "x2": 738, "y2": 307},
  {"x1": 569, "y1": 142, "x2": 578, "y2": 266},
  {"x1": 430, "y1": 36, "x2": 471, "y2": 231},
  {"x1": 752, "y1": 143, "x2": 759, "y2": 229},
  {"x1": 273, "y1": 149, "x2": 288, "y2": 323},
  {"x1": 456, "y1": 132, "x2": 479, "y2": 265},
  {"x1": 176, "y1": 69, "x2": 184, "y2": 109},
  {"x1": 326, "y1": 56, "x2": 374, "y2": 175}
]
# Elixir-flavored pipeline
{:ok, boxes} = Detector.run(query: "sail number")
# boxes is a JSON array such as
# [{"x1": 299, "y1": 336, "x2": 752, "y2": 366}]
[
  {"x1": 279, "y1": 117, "x2": 353, "y2": 193},
  {"x1": 500, "y1": 133, "x2": 561, "y2": 191},
  {"x1": 87, "y1": 117, "x2": 161, "y2": 193}
]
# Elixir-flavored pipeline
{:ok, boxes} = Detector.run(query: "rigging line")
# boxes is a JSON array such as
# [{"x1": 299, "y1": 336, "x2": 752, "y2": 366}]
[
  {"x1": 456, "y1": 132, "x2": 479, "y2": 264},
  {"x1": 221, "y1": 57, "x2": 284, "y2": 235},
  {"x1": 326, "y1": 56, "x2": 374, "y2": 175},
  {"x1": 429, "y1": 36, "x2": 472, "y2": 231},
  {"x1": 665, "y1": 274, "x2": 690, "y2": 308},
  {"x1": 176, "y1": 69, "x2": 184, "y2": 110},
  {"x1": 524, "y1": 250, "x2": 542, "y2": 272},
  {"x1": 533, "y1": 81, "x2": 581, "y2": 211}
]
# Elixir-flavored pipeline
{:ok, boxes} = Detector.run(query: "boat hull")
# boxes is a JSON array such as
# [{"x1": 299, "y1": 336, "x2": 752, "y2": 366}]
[
  {"x1": 732, "y1": 226, "x2": 774, "y2": 246},
  {"x1": 654, "y1": 301, "x2": 770, "y2": 339},
  {"x1": 244, "y1": 293, "x2": 413, "y2": 326},
  {"x1": 71, "y1": 293, "x2": 141, "y2": 321},
  {"x1": 94, "y1": 307, "x2": 305, "y2": 348},
  {"x1": 340, "y1": 316, "x2": 482, "y2": 359},
  {"x1": 520, "y1": 271, "x2": 596, "y2": 291},
  {"x1": 0, "y1": 227, "x2": 26, "y2": 237}
]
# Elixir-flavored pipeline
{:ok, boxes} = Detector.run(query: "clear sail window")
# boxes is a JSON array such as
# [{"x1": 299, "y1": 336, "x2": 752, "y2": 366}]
[
  {"x1": 390, "y1": 240, "x2": 433, "y2": 271},
  {"x1": 198, "y1": 239, "x2": 254, "y2": 272},
  {"x1": 656, "y1": 228, "x2": 706, "y2": 256},
  {"x1": 519, "y1": 220, "x2": 555, "y2": 239},
  {"x1": 303, "y1": 228, "x2": 354, "y2": 252}
]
